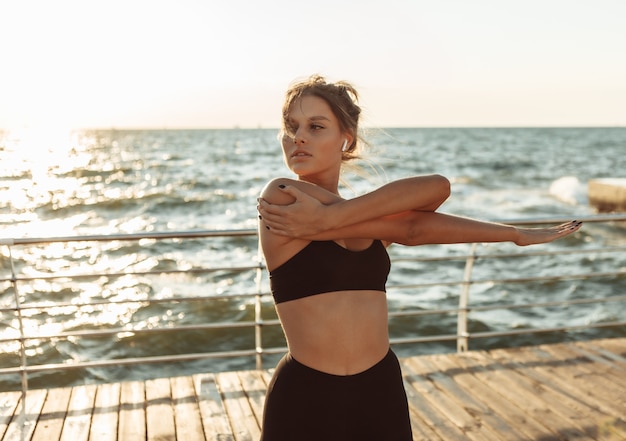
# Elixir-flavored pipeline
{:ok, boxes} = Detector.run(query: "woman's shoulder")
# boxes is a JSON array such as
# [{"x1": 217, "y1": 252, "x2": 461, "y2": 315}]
[
  {"x1": 260, "y1": 177, "x2": 299, "y2": 205},
  {"x1": 260, "y1": 177, "x2": 340, "y2": 206}
]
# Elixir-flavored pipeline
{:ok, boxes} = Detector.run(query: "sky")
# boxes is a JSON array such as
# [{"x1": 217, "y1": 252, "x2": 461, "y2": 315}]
[{"x1": 1, "y1": 0, "x2": 625, "y2": 130}]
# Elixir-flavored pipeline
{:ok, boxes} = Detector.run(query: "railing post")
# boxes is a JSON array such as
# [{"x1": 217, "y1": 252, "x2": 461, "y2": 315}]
[
  {"x1": 457, "y1": 243, "x2": 478, "y2": 352},
  {"x1": 5, "y1": 243, "x2": 29, "y2": 428},
  {"x1": 254, "y1": 246, "x2": 264, "y2": 370}
]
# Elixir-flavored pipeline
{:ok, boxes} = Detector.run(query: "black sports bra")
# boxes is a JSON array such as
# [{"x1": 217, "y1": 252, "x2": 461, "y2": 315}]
[{"x1": 269, "y1": 240, "x2": 390, "y2": 304}]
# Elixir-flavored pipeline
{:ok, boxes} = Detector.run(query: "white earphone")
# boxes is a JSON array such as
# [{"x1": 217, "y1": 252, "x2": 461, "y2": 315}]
[{"x1": 341, "y1": 139, "x2": 349, "y2": 152}]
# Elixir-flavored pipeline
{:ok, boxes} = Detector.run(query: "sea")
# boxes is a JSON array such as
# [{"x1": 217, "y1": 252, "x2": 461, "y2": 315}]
[{"x1": 1, "y1": 127, "x2": 625, "y2": 390}]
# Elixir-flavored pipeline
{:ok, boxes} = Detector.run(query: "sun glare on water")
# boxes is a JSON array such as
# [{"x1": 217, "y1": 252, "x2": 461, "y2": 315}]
[
  {"x1": 0, "y1": 127, "x2": 156, "y2": 348},
  {"x1": 1, "y1": 126, "x2": 95, "y2": 239}
]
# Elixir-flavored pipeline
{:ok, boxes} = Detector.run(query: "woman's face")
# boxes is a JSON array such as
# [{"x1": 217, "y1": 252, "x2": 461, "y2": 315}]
[{"x1": 281, "y1": 95, "x2": 349, "y2": 187}]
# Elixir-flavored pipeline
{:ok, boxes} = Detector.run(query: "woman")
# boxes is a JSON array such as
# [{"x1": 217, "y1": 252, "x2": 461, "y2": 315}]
[{"x1": 256, "y1": 75, "x2": 581, "y2": 440}]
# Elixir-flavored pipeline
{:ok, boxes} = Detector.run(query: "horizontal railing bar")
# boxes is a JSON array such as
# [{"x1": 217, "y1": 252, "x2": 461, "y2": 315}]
[
  {"x1": 385, "y1": 295, "x2": 626, "y2": 320},
  {"x1": 0, "y1": 346, "x2": 290, "y2": 375},
  {"x1": 389, "y1": 269, "x2": 625, "y2": 291},
  {"x1": 0, "y1": 229, "x2": 257, "y2": 246},
  {"x1": 467, "y1": 320, "x2": 626, "y2": 340},
  {"x1": 473, "y1": 245, "x2": 626, "y2": 260},
  {"x1": 389, "y1": 321, "x2": 626, "y2": 347},
  {"x1": 468, "y1": 269, "x2": 626, "y2": 285},
  {"x1": 391, "y1": 333, "x2": 460, "y2": 345},
  {"x1": 0, "y1": 292, "x2": 273, "y2": 313},
  {"x1": 468, "y1": 294, "x2": 626, "y2": 313},
  {"x1": 2, "y1": 213, "x2": 624, "y2": 247},
  {"x1": 0, "y1": 319, "x2": 283, "y2": 344},
  {"x1": 388, "y1": 308, "x2": 460, "y2": 318},
  {"x1": 390, "y1": 280, "x2": 467, "y2": 289},
  {"x1": 0, "y1": 264, "x2": 264, "y2": 284},
  {"x1": 392, "y1": 245, "x2": 626, "y2": 264}
]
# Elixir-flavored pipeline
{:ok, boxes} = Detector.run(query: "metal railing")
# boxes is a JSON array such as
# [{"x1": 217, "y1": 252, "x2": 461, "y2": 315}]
[{"x1": 1, "y1": 214, "x2": 625, "y2": 399}]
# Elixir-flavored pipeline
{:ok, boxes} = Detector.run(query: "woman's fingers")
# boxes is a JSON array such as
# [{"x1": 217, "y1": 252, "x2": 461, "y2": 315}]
[
  {"x1": 516, "y1": 220, "x2": 582, "y2": 246},
  {"x1": 257, "y1": 199, "x2": 283, "y2": 232},
  {"x1": 556, "y1": 220, "x2": 583, "y2": 234}
]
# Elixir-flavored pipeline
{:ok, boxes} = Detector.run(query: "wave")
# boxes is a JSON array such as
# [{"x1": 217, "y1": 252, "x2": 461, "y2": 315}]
[{"x1": 549, "y1": 176, "x2": 588, "y2": 206}]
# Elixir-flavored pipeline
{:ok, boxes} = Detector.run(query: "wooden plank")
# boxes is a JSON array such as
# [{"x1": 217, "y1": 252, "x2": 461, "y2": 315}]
[
  {"x1": 404, "y1": 356, "x2": 502, "y2": 441},
  {"x1": 545, "y1": 343, "x2": 626, "y2": 393},
  {"x1": 171, "y1": 376, "x2": 206, "y2": 441},
  {"x1": 0, "y1": 391, "x2": 24, "y2": 440},
  {"x1": 401, "y1": 377, "x2": 446, "y2": 441},
  {"x1": 259, "y1": 369, "x2": 274, "y2": 388},
  {"x1": 495, "y1": 345, "x2": 626, "y2": 419},
  {"x1": 588, "y1": 337, "x2": 626, "y2": 365},
  {"x1": 3, "y1": 389, "x2": 47, "y2": 441},
  {"x1": 583, "y1": 342, "x2": 626, "y2": 369},
  {"x1": 60, "y1": 384, "x2": 97, "y2": 441},
  {"x1": 424, "y1": 352, "x2": 550, "y2": 440},
  {"x1": 450, "y1": 350, "x2": 584, "y2": 440},
  {"x1": 235, "y1": 371, "x2": 265, "y2": 428},
  {"x1": 118, "y1": 381, "x2": 146, "y2": 441},
  {"x1": 477, "y1": 349, "x2": 605, "y2": 439},
  {"x1": 434, "y1": 351, "x2": 556, "y2": 440},
  {"x1": 490, "y1": 344, "x2": 626, "y2": 441},
  {"x1": 415, "y1": 354, "x2": 518, "y2": 439},
  {"x1": 537, "y1": 344, "x2": 626, "y2": 435},
  {"x1": 30, "y1": 386, "x2": 71, "y2": 441},
  {"x1": 402, "y1": 360, "x2": 472, "y2": 440},
  {"x1": 565, "y1": 341, "x2": 626, "y2": 380},
  {"x1": 194, "y1": 373, "x2": 234, "y2": 441},
  {"x1": 216, "y1": 371, "x2": 259, "y2": 441},
  {"x1": 145, "y1": 377, "x2": 176, "y2": 441},
  {"x1": 89, "y1": 382, "x2": 120, "y2": 441}
]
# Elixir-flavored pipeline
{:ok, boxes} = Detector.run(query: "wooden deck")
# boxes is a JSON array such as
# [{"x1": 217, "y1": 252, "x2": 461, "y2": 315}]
[{"x1": 1, "y1": 338, "x2": 625, "y2": 440}]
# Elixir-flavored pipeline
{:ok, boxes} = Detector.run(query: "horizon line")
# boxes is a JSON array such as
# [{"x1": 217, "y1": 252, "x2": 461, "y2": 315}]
[{"x1": 2, "y1": 124, "x2": 624, "y2": 132}]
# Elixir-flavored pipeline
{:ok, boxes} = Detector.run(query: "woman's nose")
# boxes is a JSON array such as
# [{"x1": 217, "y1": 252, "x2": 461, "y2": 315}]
[{"x1": 293, "y1": 130, "x2": 305, "y2": 144}]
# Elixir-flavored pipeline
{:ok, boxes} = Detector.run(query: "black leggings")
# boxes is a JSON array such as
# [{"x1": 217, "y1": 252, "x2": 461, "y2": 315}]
[{"x1": 260, "y1": 349, "x2": 412, "y2": 441}]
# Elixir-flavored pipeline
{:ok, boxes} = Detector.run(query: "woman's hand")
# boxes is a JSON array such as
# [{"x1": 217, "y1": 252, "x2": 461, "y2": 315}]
[
  {"x1": 513, "y1": 220, "x2": 583, "y2": 246},
  {"x1": 258, "y1": 185, "x2": 337, "y2": 237}
]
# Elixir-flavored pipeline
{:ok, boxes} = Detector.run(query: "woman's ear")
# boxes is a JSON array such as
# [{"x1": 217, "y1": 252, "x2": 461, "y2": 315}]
[{"x1": 344, "y1": 131, "x2": 355, "y2": 150}]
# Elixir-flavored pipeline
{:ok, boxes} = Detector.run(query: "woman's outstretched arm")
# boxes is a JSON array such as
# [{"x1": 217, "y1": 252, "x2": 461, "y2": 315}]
[
  {"x1": 258, "y1": 175, "x2": 450, "y2": 237},
  {"x1": 402, "y1": 211, "x2": 582, "y2": 246}
]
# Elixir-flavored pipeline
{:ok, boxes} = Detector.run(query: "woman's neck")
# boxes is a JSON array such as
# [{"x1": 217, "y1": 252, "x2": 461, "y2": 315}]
[{"x1": 298, "y1": 173, "x2": 340, "y2": 195}]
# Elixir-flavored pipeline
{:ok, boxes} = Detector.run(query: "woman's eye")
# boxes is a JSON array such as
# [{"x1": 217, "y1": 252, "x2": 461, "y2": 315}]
[{"x1": 311, "y1": 124, "x2": 324, "y2": 130}]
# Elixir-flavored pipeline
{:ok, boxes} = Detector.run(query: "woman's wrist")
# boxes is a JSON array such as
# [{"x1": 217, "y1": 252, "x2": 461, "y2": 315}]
[{"x1": 323, "y1": 201, "x2": 344, "y2": 231}]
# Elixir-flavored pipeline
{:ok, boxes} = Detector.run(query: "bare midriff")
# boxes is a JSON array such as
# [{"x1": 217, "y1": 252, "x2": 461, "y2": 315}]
[{"x1": 275, "y1": 289, "x2": 390, "y2": 375}]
